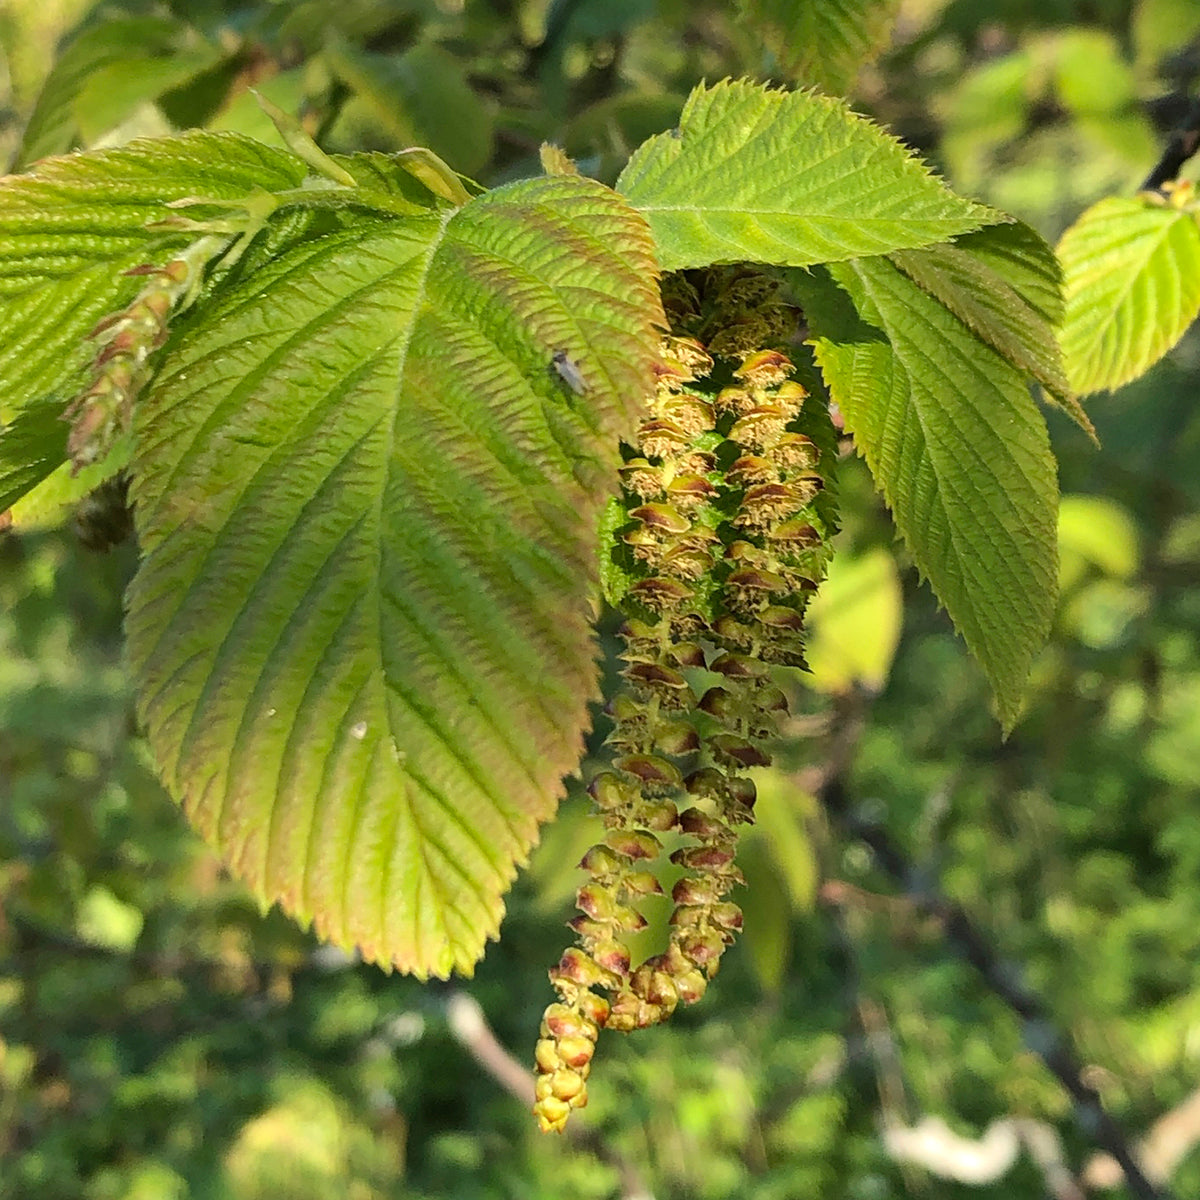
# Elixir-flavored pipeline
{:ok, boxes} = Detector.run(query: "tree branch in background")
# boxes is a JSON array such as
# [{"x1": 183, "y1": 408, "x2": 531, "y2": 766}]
[
  {"x1": 1084, "y1": 1087, "x2": 1200, "y2": 1192},
  {"x1": 801, "y1": 694, "x2": 1175, "y2": 1200},
  {"x1": 1141, "y1": 93, "x2": 1200, "y2": 191}
]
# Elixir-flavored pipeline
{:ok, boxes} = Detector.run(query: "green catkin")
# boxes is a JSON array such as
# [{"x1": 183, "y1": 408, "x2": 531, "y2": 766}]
[
  {"x1": 63, "y1": 235, "x2": 229, "y2": 473},
  {"x1": 534, "y1": 268, "x2": 838, "y2": 1132}
]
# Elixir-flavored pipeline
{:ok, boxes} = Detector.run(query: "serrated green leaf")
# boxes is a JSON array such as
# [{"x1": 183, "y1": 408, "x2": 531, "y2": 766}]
[
  {"x1": 616, "y1": 79, "x2": 1000, "y2": 271},
  {"x1": 0, "y1": 134, "x2": 308, "y2": 429},
  {"x1": 739, "y1": 0, "x2": 901, "y2": 95},
  {"x1": 890, "y1": 222, "x2": 1093, "y2": 437},
  {"x1": 800, "y1": 260, "x2": 1058, "y2": 729},
  {"x1": 125, "y1": 174, "x2": 664, "y2": 978},
  {"x1": 1057, "y1": 196, "x2": 1200, "y2": 396}
]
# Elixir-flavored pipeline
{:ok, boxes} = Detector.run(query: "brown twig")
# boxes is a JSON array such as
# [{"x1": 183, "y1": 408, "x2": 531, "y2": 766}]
[{"x1": 1142, "y1": 93, "x2": 1200, "y2": 191}]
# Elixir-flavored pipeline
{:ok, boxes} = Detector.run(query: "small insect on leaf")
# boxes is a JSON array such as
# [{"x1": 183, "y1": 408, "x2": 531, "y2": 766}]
[{"x1": 552, "y1": 350, "x2": 588, "y2": 396}]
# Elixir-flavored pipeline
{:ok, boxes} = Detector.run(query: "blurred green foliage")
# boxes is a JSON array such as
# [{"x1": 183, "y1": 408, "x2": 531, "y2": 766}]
[{"x1": 4, "y1": 0, "x2": 1200, "y2": 1196}]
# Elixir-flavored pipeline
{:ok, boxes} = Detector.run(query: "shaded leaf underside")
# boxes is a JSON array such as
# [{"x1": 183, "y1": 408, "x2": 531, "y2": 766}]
[{"x1": 125, "y1": 174, "x2": 663, "y2": 977}]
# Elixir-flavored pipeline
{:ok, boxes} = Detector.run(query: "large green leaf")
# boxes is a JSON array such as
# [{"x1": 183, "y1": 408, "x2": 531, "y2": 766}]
[
  {"x1": 125, "y1": 173, "x2": 664, "y2": 978},
  {"x1": 1057, "y1": 196, "x2": 1200, "y2": 396},
  {"x1": 616, "y1": 79, "x2": 999, "y2": 270},
  {"x1": 800, "y1": 259, "x2": 1058, "y2": 729},
  {"x1": 739, "y1": 0, "x2": 901, "y2": 95}
]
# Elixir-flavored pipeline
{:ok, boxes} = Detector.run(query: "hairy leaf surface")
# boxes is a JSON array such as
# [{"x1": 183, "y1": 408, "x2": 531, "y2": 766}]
[
  {"x1": 0, "y1": 135, "x2": 307, "y2": 425},
  {"x1": 802, "y1": 260, "x2": 1058, "y2": 729},
  {"x1": 0, "y1": 135, "x2": 312, "y2": 511},
  {"x1": 739, "y1": 0, "x2": 901, "y2": 95},
  {"x1": 125, "y1": 174, "x2": 663, "y2": 977},
  {"x1": 616, "y1": 79, "x2": 999, "y2": 270},
  {"x1": 1057, "y1": 196, "x2": 1200, "y2": 395}
]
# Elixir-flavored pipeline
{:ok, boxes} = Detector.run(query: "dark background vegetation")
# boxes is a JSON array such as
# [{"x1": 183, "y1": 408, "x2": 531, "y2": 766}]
[{"x1": 3, "y1": 1, "x2": 1200, "y2": 1196}]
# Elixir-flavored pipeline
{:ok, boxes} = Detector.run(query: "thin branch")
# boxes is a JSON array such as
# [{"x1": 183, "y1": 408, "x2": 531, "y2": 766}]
[
  {"x1": 1141, "y1": 93, "x2": 1200, "y2": 191},
  {"x1": 803, "y1": 697, "x2": 1174, "y2": 1200}
]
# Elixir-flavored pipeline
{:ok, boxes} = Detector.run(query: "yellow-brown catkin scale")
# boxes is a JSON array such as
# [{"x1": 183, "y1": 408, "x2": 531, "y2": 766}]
[
  {"x1": 63, "y1": 236, "x2": 227, "y2": 473},
  {"x1": 534, "y1": 330, "x2": 718, "y2": 1128},
  {"x1": 535, "y1": 267, "x2": 838, "y2": 1131}
]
